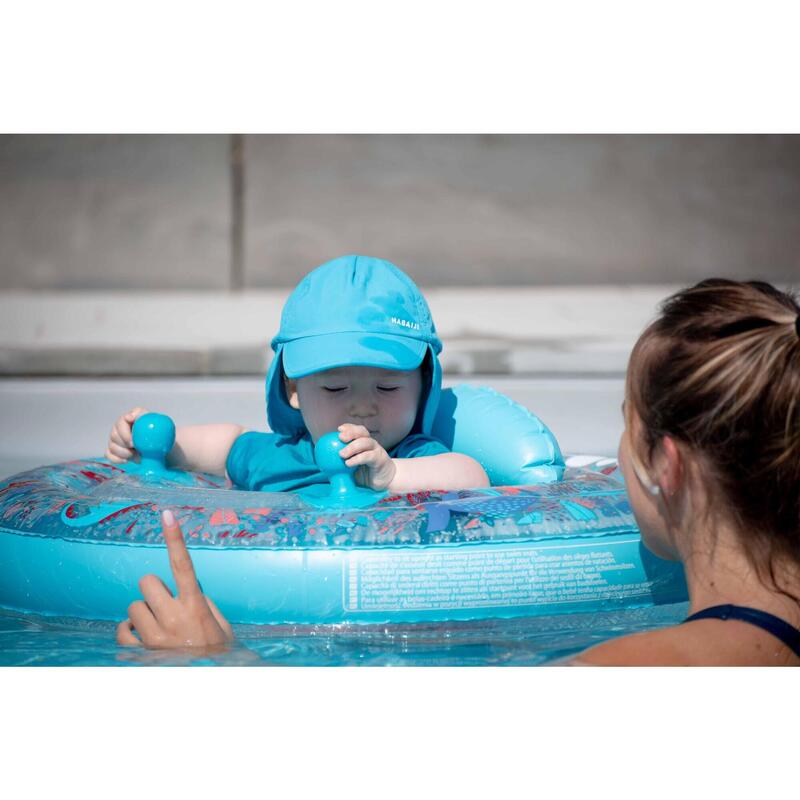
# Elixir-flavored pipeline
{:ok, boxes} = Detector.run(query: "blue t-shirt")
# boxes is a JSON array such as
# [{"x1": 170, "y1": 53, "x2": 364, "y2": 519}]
[{"x1": 226, "y1": 431, "x2": 450, "y2": 492}]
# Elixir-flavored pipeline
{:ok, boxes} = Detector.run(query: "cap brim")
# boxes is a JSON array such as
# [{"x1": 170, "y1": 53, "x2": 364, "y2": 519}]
[{"x1": 282, "y1": 332, "x2": 427, "y2": 378}]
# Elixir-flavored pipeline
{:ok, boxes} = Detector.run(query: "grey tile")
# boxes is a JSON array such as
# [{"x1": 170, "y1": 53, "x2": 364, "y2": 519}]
[
  {"x1": 243, "y1": 134, "x2": 800, "y2": 287},
  {"x1": 0, "y1": 135, "x2": 231, "y2": 289}
]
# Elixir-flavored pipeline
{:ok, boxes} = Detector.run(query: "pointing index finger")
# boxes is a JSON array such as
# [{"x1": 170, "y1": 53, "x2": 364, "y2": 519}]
[{"x1": 161, "y1": 509, "x2": 201, "y2": 598}]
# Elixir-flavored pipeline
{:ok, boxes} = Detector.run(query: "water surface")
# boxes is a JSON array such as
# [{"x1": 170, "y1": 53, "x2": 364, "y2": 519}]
[{"x1": 0, "y1": 603, "x2": 688, "y2": 666}]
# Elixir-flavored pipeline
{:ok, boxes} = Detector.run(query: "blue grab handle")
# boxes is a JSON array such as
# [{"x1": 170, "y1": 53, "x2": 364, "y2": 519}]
[
  {"x1": 131, "y1": 413, "x2": 177, "y2": 479},
  {"x1": 297, "y1": 432, "x2": 387, "y2": 509}
]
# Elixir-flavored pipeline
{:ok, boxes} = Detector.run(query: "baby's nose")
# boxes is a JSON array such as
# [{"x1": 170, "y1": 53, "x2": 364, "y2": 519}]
[{"x1": 348, "y1": 395, "x2": 378, "y2": 418}]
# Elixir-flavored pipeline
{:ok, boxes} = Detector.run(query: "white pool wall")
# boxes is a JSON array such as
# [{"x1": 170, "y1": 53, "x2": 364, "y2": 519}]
[{"x1": 0, "y1": 376, "x2": 624, "y2": 479}]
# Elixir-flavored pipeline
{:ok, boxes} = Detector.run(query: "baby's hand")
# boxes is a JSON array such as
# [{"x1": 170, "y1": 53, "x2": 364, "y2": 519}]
[
  {"x1": 337, "y1": 424, "x2": 397, "y2": 490},
  {"x1": 106, "y1": 406, "x2": 149, "y2": 464}
]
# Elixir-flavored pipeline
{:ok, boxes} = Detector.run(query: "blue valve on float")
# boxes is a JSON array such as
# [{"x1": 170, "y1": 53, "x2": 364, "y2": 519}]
[
  {"x1": 297, "y1": 431, "x2": 387, "y2": 509},
  {"x1": 131, "y1": 413, "x2": 177, "y2": 479}
]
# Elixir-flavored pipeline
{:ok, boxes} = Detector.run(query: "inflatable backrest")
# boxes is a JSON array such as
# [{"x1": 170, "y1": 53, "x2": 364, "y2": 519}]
[{"x1": 431, "y1": 385, "x2": 564, "y2": 485}]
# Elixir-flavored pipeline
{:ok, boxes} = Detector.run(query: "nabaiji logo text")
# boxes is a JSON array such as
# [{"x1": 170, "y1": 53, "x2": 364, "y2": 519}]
[{"x1": 390, "y1": 316, "x2": 421, "y2": 331}]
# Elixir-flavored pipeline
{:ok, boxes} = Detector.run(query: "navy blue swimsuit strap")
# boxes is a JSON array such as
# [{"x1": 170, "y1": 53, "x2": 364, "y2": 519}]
[{"x1": 684, "y1": 604, "x2": 800, "y2": 658}]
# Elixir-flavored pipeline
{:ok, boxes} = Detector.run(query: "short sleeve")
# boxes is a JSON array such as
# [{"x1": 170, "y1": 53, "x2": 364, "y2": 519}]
[{"x1": 389, "y1": 433, "x2": 450, "y2": 459}]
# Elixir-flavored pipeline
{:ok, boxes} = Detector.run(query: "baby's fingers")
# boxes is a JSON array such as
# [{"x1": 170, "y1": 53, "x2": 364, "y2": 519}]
[
  {"x1": 115, "y1": 407, "x2": 148, "y2": 446},
  {"x1": 343, "y1": 449, "x2": 382, "y2": 469},
  {"x1": 113, "y1": 418, "x2": 136, "y2": 448},
  {"x1": 339, "y1": 436, "x2": 375, "y2": 460},
  {"x1": 106, "y1": 441, "x2": 136, "y2": 463},
  {"x1": 338, "y1": 423, "x2": 371, "y2": 443}
]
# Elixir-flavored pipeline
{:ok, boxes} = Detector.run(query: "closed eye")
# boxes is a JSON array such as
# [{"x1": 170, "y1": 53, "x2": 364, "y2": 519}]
[
  {"x1": 378, "y1": 386, "x2": 400, "y2": 392},
  {"x1": 322, "y1": 387, "x2": 347, "y2": 393}
]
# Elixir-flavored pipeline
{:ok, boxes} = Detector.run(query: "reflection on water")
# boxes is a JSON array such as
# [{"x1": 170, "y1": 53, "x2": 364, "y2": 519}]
[{"x1": 0, "y1": 603, "x2": 689, "y2": 667}]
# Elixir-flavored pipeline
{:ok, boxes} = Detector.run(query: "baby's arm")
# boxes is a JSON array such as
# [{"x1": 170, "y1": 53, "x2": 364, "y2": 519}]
[
  {"x1": 338, "y1": 424, "x2": 489, "y2": 492},
  {"x1": 106, "y1": 407, "x2": 246, "y2": 477},
  {"x1": 167, "y1": 424, "x2": 248, "y2": 477},
  {"x1": 390, "y1": 452, "x2": 489, "y2": 492}
]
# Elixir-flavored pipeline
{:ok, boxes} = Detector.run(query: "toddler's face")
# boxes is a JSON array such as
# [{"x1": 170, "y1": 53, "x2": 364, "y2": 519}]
[{"x1": 285, "y1": 366, "x2": 423, "y2": 449}]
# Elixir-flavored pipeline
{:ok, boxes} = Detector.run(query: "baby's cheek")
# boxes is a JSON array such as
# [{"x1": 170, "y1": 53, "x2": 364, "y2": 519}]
[
  {"x1": 393, "y1": 400, "x2": 420, "y2": 433},
  {"x1": 318, "y1": 399, "x2": 346, "y2": 430},
  {"x1": 393, "y1": 392, "x2": 419, "y2": 416}
]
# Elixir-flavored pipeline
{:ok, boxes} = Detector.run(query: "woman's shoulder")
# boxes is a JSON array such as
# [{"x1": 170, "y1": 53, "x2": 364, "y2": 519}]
[
  {"x1": 567, "y1": 626, "x2": 694, "y2": 666},
  {"x1": 567, "y1": 617, "x2": 800, "y2": 666}
]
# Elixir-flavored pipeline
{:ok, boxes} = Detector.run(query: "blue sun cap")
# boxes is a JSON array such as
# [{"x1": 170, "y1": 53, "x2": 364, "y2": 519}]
[{"x1": 266, "y1": 255, "x2": 443, "y2": 436}]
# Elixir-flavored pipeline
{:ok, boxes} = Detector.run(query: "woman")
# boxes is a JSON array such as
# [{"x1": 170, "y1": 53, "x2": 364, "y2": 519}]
[
  {"x1": 117, "y1": 279, "x2": 800, "y2": 665},
  {"x1": 572, "y1": 279, "x2": 800, "y2": 665}
]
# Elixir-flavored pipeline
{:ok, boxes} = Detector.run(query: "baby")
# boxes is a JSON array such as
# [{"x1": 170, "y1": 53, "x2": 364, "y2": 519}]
[{"x1": 106, "y1": 255, "x2": 489, "y2": 493}]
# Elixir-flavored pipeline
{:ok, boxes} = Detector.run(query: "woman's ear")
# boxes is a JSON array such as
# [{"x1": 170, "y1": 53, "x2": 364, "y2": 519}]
[
  {"x1": 284, "y1": 377, "x2": 300, "y2": 410},
  {"x1": 657, "y1": 436, "x2": 684, "y2": 498}
]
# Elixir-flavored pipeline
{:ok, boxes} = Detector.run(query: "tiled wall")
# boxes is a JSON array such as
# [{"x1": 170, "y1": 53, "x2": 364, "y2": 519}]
[
  {"x1": 1, "y1": 134, "x2": 798, "y2": 289},
  {"x1": 0, "y1": 135, "x2": 231, "y2": 289}
]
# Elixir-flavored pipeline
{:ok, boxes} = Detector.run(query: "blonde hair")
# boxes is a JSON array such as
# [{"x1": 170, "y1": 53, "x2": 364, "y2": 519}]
[{"x1": 627, "y1": 279, "x2": 800, "y2": 580}]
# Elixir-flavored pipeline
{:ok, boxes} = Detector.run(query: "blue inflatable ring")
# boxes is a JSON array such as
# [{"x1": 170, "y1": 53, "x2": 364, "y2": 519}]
[{"x1": 0, "y1": 387, "x2": 687, "y2": 624}]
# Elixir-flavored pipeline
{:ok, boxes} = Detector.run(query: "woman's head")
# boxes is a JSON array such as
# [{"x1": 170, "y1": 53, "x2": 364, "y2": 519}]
[{"x1": 623, "y1": 278, "x2": 800, "y2": 579}]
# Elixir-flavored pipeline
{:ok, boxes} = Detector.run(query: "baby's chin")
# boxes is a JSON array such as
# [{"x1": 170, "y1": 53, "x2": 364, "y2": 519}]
[{"x1": 374, "y1": 431, "x2": 407, "y2": 451}]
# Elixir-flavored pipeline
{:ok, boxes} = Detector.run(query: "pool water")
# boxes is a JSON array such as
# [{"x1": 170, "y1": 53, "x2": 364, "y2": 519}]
[{"x1": 0, "y1": 603, "x2": 689, "y2": 666}]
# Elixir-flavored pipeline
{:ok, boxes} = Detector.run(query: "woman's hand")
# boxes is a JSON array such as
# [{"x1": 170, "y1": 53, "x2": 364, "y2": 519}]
[
  {"x1": 116, "y1": 509, "x2": 234, "y2": 651},
  {"x1": 338, "y1": 423, "x2": 397, "y2": 490},
  {"x1": 106, "y1": 406, "x2": 149, "y2": 464}
]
